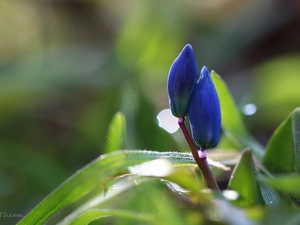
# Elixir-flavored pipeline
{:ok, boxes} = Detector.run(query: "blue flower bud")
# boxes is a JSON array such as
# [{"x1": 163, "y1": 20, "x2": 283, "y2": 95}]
[
  {"x1": 167, "y1": 44, "x2": 198, "y2": 118},
  {"x1": 188, "y1": 66, "x2": 221, "y2": 149}
]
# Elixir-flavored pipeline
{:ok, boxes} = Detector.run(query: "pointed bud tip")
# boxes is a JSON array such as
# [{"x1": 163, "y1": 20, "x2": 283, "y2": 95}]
[
  {"x1": 243, "y1": 148, "x2": 252, "y2": 155},
  {"x1": 183, "y1": 43, "x2": 193, "y2": 51},
  {"x1": 201, "y1": 66, "x2": 210, "y2": 75},
  {"x1": 180, "y1": 44, "x2": 195, "y2": 59}
]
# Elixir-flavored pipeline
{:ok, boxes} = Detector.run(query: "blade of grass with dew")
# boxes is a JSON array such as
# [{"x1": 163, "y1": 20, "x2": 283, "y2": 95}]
[{"x1": 17, "y1": 150, "x2": 224, "y2": 225}]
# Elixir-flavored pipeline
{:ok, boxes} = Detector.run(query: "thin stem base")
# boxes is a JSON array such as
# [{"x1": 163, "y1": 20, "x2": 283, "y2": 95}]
[{"x1": 178, "y1": 118, "x2": 219, "y2": 191}]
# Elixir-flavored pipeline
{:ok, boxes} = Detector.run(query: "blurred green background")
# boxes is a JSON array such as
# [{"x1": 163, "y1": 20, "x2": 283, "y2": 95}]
[{"x1": 1, "y1": 0, "x2": 300, "y2": 224}]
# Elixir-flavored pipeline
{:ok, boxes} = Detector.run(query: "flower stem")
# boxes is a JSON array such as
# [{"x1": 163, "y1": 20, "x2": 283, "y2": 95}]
[{"x1": 178, "y1": 118, "x2": 220, "y2": 191}]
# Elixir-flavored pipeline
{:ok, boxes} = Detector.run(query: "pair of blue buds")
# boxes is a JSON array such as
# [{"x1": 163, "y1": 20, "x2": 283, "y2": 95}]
[{"x1": 167, "y1": 44, "x2": 221, "y2": 150}]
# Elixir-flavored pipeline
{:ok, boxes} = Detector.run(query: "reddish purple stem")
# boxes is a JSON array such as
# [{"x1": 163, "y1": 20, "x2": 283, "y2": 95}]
[{"x1": 178, "y1": 117, "x2": 219, "y2": 191}]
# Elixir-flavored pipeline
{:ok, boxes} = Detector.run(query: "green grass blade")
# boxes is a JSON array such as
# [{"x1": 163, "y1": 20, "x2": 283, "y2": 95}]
[
  {"x1": 71, "y1": 209, "x2": 153, "y2": 225},
  {"x1": 104, "y1": 112, "x2": 127, "y2": 153},
  {"x1": 17, "y1": 150, "x2": 211, "y2": 225},
  {"x1": 211, "y1": 71, "x2": 264, "y2": 158},
  {"x1": 211, "y1": 71, "x2": 248, "y2": 138},
  {"x1": 57, "y1": 175, "x2": 150, "y2": 225}
]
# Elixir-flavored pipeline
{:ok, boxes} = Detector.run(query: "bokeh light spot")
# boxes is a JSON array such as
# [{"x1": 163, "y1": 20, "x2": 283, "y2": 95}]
[
  {"x1": 157, "y1": 109, "x2": 179, "y2": 133},
  {"x1": 243, "y1": 103, "x2": 257, "y2": 116},
  {"x1": 222, "y1": 190, "x2": 239, "y2": 200}
]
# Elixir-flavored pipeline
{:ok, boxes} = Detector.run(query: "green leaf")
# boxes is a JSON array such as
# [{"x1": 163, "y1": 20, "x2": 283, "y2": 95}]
[
  {"x1": 262, "y1": 108, "x2": 300, "y2": 174},
  {"x1": 262, "y1": 204, "x2": 300, "y2": 225},
  {"x1": 211, "y1": 71, "x2": 248, "y2": 139},
  {"x1": 147, "y1": 183, "x2": 196, "y2": 225},
  {"x1": 164, "y1": 167, "x2": 205, "y2": 195},
  {"x1": 59, "y1": 176, "x2": 197, "y2": 225},
  {"x1": 211, "y1": 71, "x2": 264, "y2": 158},
  {"x1": 56, "y1": 175, "x2": 143, "y2": 225},
  {"x1": 71, "y1": 209, "x2": 153, "y2": 225},
  {"x1": 259, "y1": 175, "x2": 300, "y2": 196},
  {"x1": 258, "y1": 182, "x2": 280, "y2": 206},
  {"x1": 17, "y1": 150, "x2": 211, "y2": 225},
  {"x1": 104, "y1": 112, "x2": 127, "y2": 153},
  {"x1": 227, "y1": 149, "x2": 264, "y2": 206}
]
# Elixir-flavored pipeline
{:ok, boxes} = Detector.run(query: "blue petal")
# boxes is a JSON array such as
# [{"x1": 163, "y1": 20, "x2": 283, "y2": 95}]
[
  {"x1": 167, "y1": 44, "x2": 198, "y2": 118},
  {"x1": 188, "y1": 66, "x2": 221, "y2": 149}
]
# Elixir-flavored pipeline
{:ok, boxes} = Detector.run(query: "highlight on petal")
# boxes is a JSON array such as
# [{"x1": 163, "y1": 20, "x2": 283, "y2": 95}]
[
  {"x1": 167, "y1": 44, "x2": 198, "y2": 118},
  {"x1": 188, "y1": 66, "x2": 221, "y2": 149}
]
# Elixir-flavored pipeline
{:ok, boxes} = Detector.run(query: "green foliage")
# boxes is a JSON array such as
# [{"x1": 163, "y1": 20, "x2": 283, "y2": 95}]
[
  {"x1": 261, "y1": 205, "x2": 300, "y2": 225},
  {"x1": 104, "y1": 112, "x2": 127, "y2": 153},
  {"x1": 16, "y1": 69, "x2": 300, "y2": 225},
  {"x1": 211, "y1": 71, "x2": 248, "y2": 140},
  {"x1": 211, "y1": 71, "x2": 264, "y2": 158},
  {"x1": 227, "y1": 149, "x2": 264, "y2": 207},
  {"x1": 262, "y1": 108, "x2": 300, "y2": 174},
  {"x1": 71, "y1": 209, "x2": 153, "y2": 225},
  {"x1": 17, "y1": 150, "x2": 208, "y2": 225},
  {"x1": 1, "y1": 1, "x2": 300, "y2": 224},
  {"x1": 259, "y1": 175, "x2": 300, "y2": 196}
]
